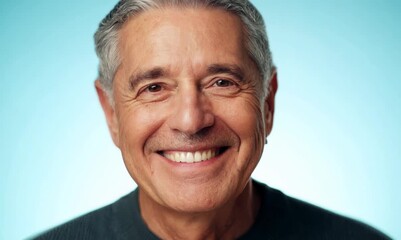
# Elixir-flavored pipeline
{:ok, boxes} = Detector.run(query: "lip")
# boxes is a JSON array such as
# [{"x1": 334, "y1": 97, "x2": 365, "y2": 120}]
[{"x1": 159, "y1": 144, "x2": 225, "y2": 152}]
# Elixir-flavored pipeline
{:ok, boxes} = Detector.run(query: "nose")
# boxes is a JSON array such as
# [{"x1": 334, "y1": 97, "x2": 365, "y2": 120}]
[{"x1": 167, "y1": 85, "x2": 214, "y2": 135}]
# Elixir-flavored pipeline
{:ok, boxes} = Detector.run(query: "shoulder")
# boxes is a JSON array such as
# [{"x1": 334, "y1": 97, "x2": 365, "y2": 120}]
[
  {"x1": 281, "y1": 193, "x2": 390, "y2": 239},
  {"x1": 251, "y1": 181, "x2": 391, "y2": 239},
  {"x1": 32, "y1": 205, "x2": 113, "y2": 240},
  {"x1": 32, "y1": 191, "x2": 136, "y2": 240}
]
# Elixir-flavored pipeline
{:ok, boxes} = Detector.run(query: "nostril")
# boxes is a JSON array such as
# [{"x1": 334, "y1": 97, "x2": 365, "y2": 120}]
[
  {"x1": 168, "y1": 111, "x2": 215, "y2": 135},
  {"x1": 166, "y1": 90, "x2": 215, "y2": 134}
]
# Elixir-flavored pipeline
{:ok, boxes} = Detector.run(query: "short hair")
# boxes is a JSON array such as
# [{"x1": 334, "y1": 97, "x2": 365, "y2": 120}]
[{"x1": 94, "y1": 0, "x2": 273, "y2": 99}]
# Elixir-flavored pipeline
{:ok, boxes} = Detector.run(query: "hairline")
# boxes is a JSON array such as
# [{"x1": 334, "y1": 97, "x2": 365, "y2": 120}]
[{"x1": 95, "y1": 1, "x2": 272, "y2": 104}]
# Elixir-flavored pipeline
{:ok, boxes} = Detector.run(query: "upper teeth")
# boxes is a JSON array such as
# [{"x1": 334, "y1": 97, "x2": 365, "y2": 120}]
[{"x1": 164, "y1": 150, "x2": 217, "y2": 163}]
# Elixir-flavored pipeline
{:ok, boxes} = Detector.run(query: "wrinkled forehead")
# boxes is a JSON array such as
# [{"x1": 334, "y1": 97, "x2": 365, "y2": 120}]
[{"x1": 116, "y1": 7, "x2": 259, "y2": 81}]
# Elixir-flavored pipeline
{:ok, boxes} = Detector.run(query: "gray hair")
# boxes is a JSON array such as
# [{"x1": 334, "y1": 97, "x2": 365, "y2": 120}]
[{"x1": 94, "y1": 0, "x2": 273, "y2": 99}]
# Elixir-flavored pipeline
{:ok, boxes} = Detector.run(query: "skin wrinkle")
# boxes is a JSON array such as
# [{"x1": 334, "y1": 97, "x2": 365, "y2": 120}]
[
  {"x1": 96, "y1": 6, "x2": 276, "y2": 240},
  {"x1": 128, "y1": 63, "x2": 249, "y2": 96},
  {"x1": 146, "y1": 124, "x2": 238, "y2": 154},
  {"x1": 96, "y1": 2, "x2": 272, "y2": 100}
]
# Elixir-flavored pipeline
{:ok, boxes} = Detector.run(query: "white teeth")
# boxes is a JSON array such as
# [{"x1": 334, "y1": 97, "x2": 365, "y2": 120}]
[
  {"x1": 201, "y1": 151, "x2": 207, "y2": 160},
  {"x1": 194, "y1": 152, "x2": 202, "y2": 162},
  {"x1": 207, "y1": 150, "x2": 212, "y2": 159},
  {"x1": 186, "y1": 152, "x2": 194, "y2": 163},
  {"x1": 180, "y1": 152, "x2": 186, "y2": 162},
  {"x1": 163, "y1": 149, "x2": 219, "y2": 163}
]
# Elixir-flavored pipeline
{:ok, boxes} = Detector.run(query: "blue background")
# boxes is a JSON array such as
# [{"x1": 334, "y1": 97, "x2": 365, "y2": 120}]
[{"x1": 0, "y1": 0, "x2": 400, "y2": 239}]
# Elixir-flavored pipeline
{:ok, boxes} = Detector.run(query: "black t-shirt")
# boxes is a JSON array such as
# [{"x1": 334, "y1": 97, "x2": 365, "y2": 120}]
[{"x1": 33, "y1": 181, "x2": 391, "y2": 239}]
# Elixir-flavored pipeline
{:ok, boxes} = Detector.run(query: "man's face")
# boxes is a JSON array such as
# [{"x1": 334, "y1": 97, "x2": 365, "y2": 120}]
[{"x1": 98, "y1": 7, "x2": 274, "y2": 212}]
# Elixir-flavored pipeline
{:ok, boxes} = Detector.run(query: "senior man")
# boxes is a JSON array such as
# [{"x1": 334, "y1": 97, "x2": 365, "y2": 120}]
[{"x1": 36, "y1": 0, "x2": 390, "y2": 239}]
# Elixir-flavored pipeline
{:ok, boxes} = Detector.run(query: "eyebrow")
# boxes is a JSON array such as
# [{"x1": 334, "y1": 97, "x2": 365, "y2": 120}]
[
  {"x1": 128, "y1": 63, "x2": 245, "y2": 90},
  {"x1": 129, "y1": 67, "x2": 166, "y2": 90},
  {"x1": 207, "y1": 64, "x2": 245, "y2": 82}
]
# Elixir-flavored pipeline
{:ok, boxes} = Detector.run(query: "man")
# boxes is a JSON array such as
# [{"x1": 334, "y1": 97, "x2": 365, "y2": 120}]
[{"x1": 35, "y1": 0, "x2": 390, "y2": 239}]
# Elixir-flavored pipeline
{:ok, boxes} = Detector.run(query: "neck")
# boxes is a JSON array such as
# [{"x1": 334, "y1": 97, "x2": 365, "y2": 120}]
[{"x1": 139, "y1": 180, "x2": 261, "y2": 240}]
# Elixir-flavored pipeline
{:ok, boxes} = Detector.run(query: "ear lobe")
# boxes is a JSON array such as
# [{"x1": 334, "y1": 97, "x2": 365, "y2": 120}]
[
  {"x1": 95, "y1": 80, "x2": 120, "y2": 147},
  {"x1": 264, "y1": 70, "x2": 278, "y2": 137}
]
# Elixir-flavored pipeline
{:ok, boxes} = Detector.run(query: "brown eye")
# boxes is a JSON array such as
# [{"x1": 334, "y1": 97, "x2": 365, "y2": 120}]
[
  {"x1": 215, "y1": 79, "x2": 234, "y2": 87},
  {"x1": 147, "y1": 84, "x2": 162, "y2": 92}
]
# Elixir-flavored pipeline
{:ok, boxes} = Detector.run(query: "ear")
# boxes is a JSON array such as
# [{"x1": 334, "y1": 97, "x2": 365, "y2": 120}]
[
  {"x1": 264, "y1": 69, "x2": 278, "y2": 137},
  {"x1": 95, "y1": 80, "x2": 120, "y2": 147}
]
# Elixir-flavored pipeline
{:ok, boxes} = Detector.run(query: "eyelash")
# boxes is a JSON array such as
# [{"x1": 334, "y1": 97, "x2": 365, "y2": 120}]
[
  {"x1": 145, "y1": 83, "x2": 163, "y2": 92},
  {"x1": 212, "y1": 78, "x2": 236, "y2": 87},
  {"x1": 138, "y1": 82, "x2": 165, "y2": 94},
  {"x1": 135, "y1": 77, "x2": 239, "y2": 98},
  {"x1": 134, "y1": 82, "x2": 171, "y2": 102}
]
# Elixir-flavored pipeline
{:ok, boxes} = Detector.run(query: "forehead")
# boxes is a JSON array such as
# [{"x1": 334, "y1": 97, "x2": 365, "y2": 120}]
[
  {"x1": 117, "y1": 7, "x2": 254, "y2": 79},
  {"x1": 119, "y1": 6, "x2": 245, "y2": 44}
]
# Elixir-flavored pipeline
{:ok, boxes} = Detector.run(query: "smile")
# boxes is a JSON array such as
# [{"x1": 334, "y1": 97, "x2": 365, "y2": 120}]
[{"x1": 161, "y1": 148, "x2": 227, "y2": 163}]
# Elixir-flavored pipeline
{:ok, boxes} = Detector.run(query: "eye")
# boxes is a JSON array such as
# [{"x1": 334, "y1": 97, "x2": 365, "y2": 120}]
[
  {"x1": 146, "y1": 84, "x2": 162, "y2": 92},
  {"x1": 135, "y1": 82, "x2": 173, "y2": 102},
  {"x1": 214, "y1": 79, "x2": 234, "y2": 87}
]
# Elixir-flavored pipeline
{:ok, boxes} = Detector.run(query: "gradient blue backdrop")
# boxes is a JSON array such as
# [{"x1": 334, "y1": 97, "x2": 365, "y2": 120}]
[{"x1": 1, "y1": 0, "x2": 400, "y2": 239}]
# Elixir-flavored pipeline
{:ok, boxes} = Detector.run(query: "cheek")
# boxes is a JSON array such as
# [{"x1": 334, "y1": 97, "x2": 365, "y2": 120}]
[
  {"x1": 117, "y1": 103, "x2": 166, "y2": 155},
  {"x1": 238, "y1": 98, "x2": 265, "y2": 160},
  {"x1": 216, "y1": 96, "x2": 265, "y2": 142},
  {"x1": 213, "y1": 96, "x2": 265, "y2": 188},
  {"x1": 116, "y1": 103, "x2": 169, "y2": 186}
]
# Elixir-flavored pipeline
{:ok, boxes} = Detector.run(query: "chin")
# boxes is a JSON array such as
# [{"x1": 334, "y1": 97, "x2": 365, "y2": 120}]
[{"x1": 152, "y1": 176, "x2": 244, "y2": 213}]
